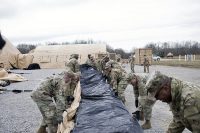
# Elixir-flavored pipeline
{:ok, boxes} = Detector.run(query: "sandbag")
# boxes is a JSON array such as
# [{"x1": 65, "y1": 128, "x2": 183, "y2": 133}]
[{"x1": 72, "y1": 64, "x2": 143, "y2": 133}]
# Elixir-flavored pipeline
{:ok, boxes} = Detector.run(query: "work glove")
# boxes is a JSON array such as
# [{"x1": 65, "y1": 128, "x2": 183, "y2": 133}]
[
  {"x1": 67, "y1": 96, "x2": 74, "y2": 105},
  {"x1": 103, "y1": 75, "x2": 108, "y2": 81},
  {"x1": 113, "y1": 90, "x2": 118, "y2": 96},
  {"x1": 132, "y1": 111, "x2": 140, "y2": 121},
  {"x1": 135, "y1": 99, "x2": 139, "y2": 108}
]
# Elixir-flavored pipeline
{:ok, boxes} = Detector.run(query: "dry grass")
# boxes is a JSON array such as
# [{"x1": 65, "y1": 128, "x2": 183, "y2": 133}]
[{"x1": 152, "y1": 60, "x2": 200, "y2": 68}]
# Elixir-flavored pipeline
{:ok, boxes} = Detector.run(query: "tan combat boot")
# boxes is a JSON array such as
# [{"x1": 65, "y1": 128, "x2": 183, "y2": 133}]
[
  {"x1": 142, "y1": 120, "x2": 152, "y2": 129},
  {"x1": 37, "y1": 126, "x2": 47, "y2": 133}
]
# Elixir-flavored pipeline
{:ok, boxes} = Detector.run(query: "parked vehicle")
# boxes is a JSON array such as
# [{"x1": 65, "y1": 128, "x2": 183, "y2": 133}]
[{"x1": 152, "y1": 55, "x2": 161, "y2": 61}]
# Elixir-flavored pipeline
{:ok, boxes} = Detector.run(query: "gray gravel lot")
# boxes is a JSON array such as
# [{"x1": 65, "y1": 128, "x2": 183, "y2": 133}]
[{"x1": 1, "y1": 65, "x2": 199, "y2": 133}]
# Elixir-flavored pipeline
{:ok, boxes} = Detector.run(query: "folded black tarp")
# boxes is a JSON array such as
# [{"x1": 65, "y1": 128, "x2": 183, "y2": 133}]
[{"x1": 72, "y1": 64, "x2": 143, "y2": 133}]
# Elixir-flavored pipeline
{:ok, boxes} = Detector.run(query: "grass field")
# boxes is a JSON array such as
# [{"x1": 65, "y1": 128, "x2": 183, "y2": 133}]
[{"x1": 152, "y1": 60, "x2": 200, "y2": 68}]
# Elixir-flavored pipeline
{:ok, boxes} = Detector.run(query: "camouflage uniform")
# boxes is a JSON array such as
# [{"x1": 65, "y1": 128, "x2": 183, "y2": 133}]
[
  {"x1": 31, "y1": 72, "x2": 77, "y2": 133},
  {"x1": 146, "y1": 71, "x2": 200, "y2": 133},
  {"x1": 129, "y1": 56, "x2": 135, "y2": 73},
  {"x1": 94, "y1": 56, "x2": 109, "y2": 72},
  {"x1": 106, "y1": 60, "x2": 123, "y2": 70},
  {"x1": 85, "y1": 56, "x2": 97, "y2": 69},
  {"x1": 168, "y1": 79, "x2": 200, "y2": 132},
  {"x1": 95, "y1": 58, "x2": 102, "y2": 72},
  {"x1": 143, "y1": 56, "x2": 150, "y2": 73},
  {"x1": 126, "y1": 73, "x2": 156, "y2": 122},
  {"x1": 65, "y1": 54, "x2": 80, "y2": 73},
  {"x1": 109, "y1": 68, "x2": 128, "y2": 103}
]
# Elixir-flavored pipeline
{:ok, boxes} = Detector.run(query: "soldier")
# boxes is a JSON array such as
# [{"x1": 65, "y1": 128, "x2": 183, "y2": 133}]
[
  {"x1": 143, "y1": 55, "x2": 150, "y2": 73},
  {"x1": 85, "y1": 54, "x2": 97, "y2": 69},
  {"x1": 31, "y1": 70, "x2": 79, "y2": 133},
  {"x1": 146, "y1": 71, "x2": 200, "y2": 133},
  {"x1": 104, "y1": 63, "x2": 127, "y2": 103},
  {"x1": 106, "y1": 59, "x2": 123, "y2": 70},
  {"x1": 116, "y1": 57, "x2": 121, "y2": 64},
  {"x1": 101, "y1": 55, "x2": 110, "y2": 71},
  {"x1": 94, "y1": 55, "x2": 109, "y2": 73},
  {"x1": 95, "y1": 58, "x2": 102, "y2": 72},
  {"x1": 129, "y1": 54, "x2": 135, "y2": 73},
  {"x1": 126, "y1": 73, "x2": 156, "y2": 129},
  {"x1": 65, "y1": 54, "x2": 80, "y2": 73}
]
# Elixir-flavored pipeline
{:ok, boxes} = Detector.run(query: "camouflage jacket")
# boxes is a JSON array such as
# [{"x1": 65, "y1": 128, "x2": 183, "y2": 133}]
[
  {"x1": 168, "y1": 78, "x2": 200, "y2": 132},
  {"x1": 129, "y1": 56, "x2": 135, "y2": 64},
  {"x1": 85, "y1": 58, "x2": 97, "y2": 68},
  {"x1": 143, "y1": 57, "x2": 150, "y2": 66},
  {"x1": 107, "y1": 60, "x2": 123, "y2": 70},
  {"x1": 95, "y1": 59, "x2": 103, "y2": 72},
  {"x1": 31, "y1": 74, "x2": 77, "y2": 117},
  {"x1": 66, "y1": 58, "x2": 80, "y2": 73},
  {"x1": 101, "y1": 59, "x2": 107, "y2": 71},
  {"x1": 110, "y1": 68, "x2": 127, "y2": 91},
  {"x1": 133, "y1": 73, "x2": 149, "y2": 99}
]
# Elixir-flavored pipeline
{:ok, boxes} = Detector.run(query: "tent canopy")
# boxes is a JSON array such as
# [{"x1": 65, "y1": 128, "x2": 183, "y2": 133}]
[{"x1": 31, "y1": 44, "x2": 107, "y2": 68}]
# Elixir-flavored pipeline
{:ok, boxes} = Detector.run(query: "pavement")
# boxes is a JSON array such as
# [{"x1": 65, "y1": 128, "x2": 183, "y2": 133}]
[{"x1": 1, "y1": 65, "x2": 200, "y2": 133}]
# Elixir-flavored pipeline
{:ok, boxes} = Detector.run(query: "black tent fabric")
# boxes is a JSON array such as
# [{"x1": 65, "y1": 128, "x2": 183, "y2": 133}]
[
  {"x1": 72, "y1": 64, "x2": 143, "y2": 133},
  {"x1": 0, "y1": 33, "x2": 6, "y2": 50}
]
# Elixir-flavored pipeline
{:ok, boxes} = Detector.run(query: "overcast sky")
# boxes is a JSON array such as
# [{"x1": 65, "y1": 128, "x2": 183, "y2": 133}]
[{"x1": 1, "y1": 0, "x2": 200, "y2": 51}]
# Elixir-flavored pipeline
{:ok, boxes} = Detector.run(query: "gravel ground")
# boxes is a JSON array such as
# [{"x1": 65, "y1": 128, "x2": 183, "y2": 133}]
[{"x1": 1, "y1": 65, "x2": 199, "y2": 133}]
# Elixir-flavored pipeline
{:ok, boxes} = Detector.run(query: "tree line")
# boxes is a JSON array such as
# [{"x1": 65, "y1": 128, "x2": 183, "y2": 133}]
[
  {"x1": 17, "y1": 40, "x2": 200, "y2": 59},
  {"x1": 106, "y1": 45, "x2": 131, "y2": 59},
  {"x1": 17, "y1": 44, "x2": 37, "y2": 54},
  {"x1": 145, "y1": 41, "x2": 200, "y2": 57}
]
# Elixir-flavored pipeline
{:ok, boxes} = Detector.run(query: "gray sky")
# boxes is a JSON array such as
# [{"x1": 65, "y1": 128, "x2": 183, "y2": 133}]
[{"x1": 1, "y1": 0, "x2": 200, "y2": 51}]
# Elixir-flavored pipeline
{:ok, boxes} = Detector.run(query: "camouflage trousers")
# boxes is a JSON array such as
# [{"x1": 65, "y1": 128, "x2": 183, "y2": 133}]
[
  {"x1": 31, "y1": 91, "x2": 60, "y2": 127},
  {"x1": 138, "y1": 96, "x2": 156, "y2": 120},
  {"x1": 116, "y1": 82, "x2": 128, "y2": 104},
  {"x1": 144, "y1": 65, "x2": 149, "y2": 73},
  {"x1": 130, "y1": 63, "x2": 135, "y2": 73}
]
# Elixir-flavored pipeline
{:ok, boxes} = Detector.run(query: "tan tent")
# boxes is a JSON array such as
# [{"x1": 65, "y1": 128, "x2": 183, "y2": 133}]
[
  {"x1": 0, "y1": 37, "x2": 20, "y2": 69},
  {"x1": 167, "y1": 52, "x2": 173, "y2": 57},
  {"x1": 0, "y1": 37, "x2": 34, "y2": 69},
  {"x1": 30, "y1": 44, "x2": 107, "y2": 68}
]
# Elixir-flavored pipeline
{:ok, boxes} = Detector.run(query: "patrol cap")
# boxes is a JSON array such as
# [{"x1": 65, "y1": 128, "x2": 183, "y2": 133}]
[
  {"x1": 70, "y1": 54, "x2": 79, "y2": 58},
  {"x1": 126, "y1": 73, "x2": 136, "y2": 82},
  {"x1": 145, "y1": 71, "x2": 169, "y2": 97}
]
